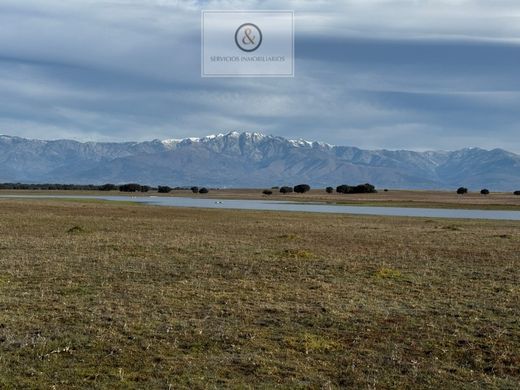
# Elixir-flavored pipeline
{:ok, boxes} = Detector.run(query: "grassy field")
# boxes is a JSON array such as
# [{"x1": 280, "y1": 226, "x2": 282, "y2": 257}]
[
  {"x1": 0, "y1": 199, "x2": 519, "y2": 388},
  {"x1": 3, "y1": 188, "x2": 520, "y2": 210}
]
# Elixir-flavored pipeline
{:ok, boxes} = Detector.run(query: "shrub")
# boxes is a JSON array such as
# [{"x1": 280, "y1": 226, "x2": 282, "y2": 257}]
[
  {"x1": 457, "y1": 187, "x2": 468, "y2": 195},
  {"x1": 326, "y1": 187, "x2": 334, "y2": 194},
  {"x1": 199, "y1": 187, "x2": 209, "y2": 194},
  {"x1": 514, "y1": 191, "x2": 520, "y2": 196},
  {"x1": 480, "y1": 189, "x2": 490, "y2": 195},
  {"x1": 158, "y1": 186, "x2": 172, "y2": 194},
  {"x1": 280, "y1": 186, "x2": 293, "y2": 194},
  {"x1": 191, "y1": 186, "x2": 199, "y2": 194},
  {"x1": 262, "y1": 190, "x2": 273, "y2": 195},
  {"x1": 384, "y1": 189, "x2": 389, "y2": 192},
  {"x1": 294, "y1": 184, "x2": 311, "y2": 194}
]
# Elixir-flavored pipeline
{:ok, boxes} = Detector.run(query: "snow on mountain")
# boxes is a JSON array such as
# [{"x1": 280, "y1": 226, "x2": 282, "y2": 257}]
[{"x1": 1, "y1": 131, "x2": 519, "y2": 190}]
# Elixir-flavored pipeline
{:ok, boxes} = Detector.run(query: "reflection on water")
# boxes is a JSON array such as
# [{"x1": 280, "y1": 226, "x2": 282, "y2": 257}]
[{"x1": 2, "y1": 195, "x2": 520, "y2": 221}]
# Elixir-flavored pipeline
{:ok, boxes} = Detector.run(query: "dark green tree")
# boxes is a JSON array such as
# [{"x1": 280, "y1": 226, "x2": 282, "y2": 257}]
[
  {"x1": 293, "y1": 184, "x2": 311, "y2": 193},
  {"x1": 158, "y1": 186, "x2": 172, "y2": 193},
  {"x1": 99, "y1": 183, "x2": 117, "y2": 191}
]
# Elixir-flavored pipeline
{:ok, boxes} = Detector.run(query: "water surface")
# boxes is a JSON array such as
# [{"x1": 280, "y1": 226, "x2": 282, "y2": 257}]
[{"x1": 2, "y1": 194, "x2": 520, "y2": 221}]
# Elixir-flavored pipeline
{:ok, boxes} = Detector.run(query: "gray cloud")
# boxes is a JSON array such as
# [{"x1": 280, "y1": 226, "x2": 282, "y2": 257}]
[{"x1": 0, "y1": 0, "x2": 519, "y2": 152}]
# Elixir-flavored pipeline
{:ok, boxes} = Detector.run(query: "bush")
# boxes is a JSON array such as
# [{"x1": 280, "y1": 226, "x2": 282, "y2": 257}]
[
  {"x1": 480, "y1": 189, "x2": 490, "y2": 195},
  {"x1": 199, "y1": 187, "x2": 209, "y2": 194},
  {"x1": 263, "y1": 190, "x2": 273, "y2": 195},
  {"x1": 294, "y1": 184, "x2": 311, "y2": 194},
  {"x1": 326, "y1": 187, "x2": 334, "y2": 194},
  {"x1": 280, "y1": 186, "x2": 293, "y2": 194},
  {"x1": 457, "y1": 187, "x2": 468, "y2": 195},
  {"x1": 514, "y1": 191, "x2": 520, "y2": 196},
  {"x1": 337, "y1": 183, "x2": 377, "y2": 194},
  {"x1": 384, "y1": 189, "x2": 389, "y2": 192},
  {"x1": 158, "y1": 186, "x2": 172, "y2": 194},
  {"x1": 191, "y1": 186, "x2": 199, "y2": 194}
]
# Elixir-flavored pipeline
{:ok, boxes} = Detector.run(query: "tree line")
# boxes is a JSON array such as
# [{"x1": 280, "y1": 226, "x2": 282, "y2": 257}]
[
  {"x1": 0, "y1": 183, "x2": 211, "y2": 194},
  {"x1": 457, "y1": 187, "x2": 520, "y2": 196},
  {"x1": 263, "y1": 183, "x2": 520, "y2": 196},
  {"x1": 263, "y1": 183, "x2": 377, "y2": 195},
  {"x1": 1, "y1": 182, "x2": 520, "y2": 195}
]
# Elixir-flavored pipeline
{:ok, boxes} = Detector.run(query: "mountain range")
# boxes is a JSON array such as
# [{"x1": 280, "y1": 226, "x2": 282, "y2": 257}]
[{"x1": 1, "y1": 131, "x2": 519, "y2": 190}]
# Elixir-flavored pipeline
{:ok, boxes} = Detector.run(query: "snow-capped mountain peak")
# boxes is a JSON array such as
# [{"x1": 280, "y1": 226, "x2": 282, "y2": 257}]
[{"x1": 1, "y1": 131, "x2": 519, "y2": 190}]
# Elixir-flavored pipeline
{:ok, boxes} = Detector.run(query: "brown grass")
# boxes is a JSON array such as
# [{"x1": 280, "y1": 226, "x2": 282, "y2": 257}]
[{"x1": 0, "y1": 199, "x2": 519, "y2": 388}]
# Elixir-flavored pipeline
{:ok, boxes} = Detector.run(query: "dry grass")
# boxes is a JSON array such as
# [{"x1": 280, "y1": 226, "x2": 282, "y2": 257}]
[{"x1": 0, "y1": 199, "x2": 519, "y2": 388}]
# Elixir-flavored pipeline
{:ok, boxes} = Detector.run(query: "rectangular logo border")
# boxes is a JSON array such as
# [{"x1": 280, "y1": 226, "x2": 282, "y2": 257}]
[{"x1": 201, "y1": 10, "x2": 295, "y2": 78}]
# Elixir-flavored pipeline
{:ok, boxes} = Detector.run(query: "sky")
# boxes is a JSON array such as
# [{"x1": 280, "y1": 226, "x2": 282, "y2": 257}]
[{"x1": 0, "y1": 0, "x2": 519, "y2": 152}]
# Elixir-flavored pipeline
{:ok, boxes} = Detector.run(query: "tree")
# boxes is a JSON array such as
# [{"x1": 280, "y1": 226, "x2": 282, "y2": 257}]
[
  {"x1": 457, "y1": 187, "x2": 468, "y2": 195},
  {"x1": 514, "y1": 191, "x2": 520, "y2": 196},
  {"x1": 191, "y1": 186, "x2": 199, "y2": 194},
  {"x1": 337, "y1": 183, "x2": 377, "y2": 194},
  {"x1": 354, "y1": 183, "x2": 377, "y2": 193},
  {"x1": 158, "y1": 186, "x2": 172, "y2": 193},
  {"x1": 199, "y1": 187, "x2": 209, "y2": 194},
  {"x1": 99, "y1": 183, "x2": 116, "y2": 191},
  {"x1": 119, "y1": 183, "x2": 142, "y2": 192},
  {"x1": 294, "y1": 184, "x2": 311, "y2": 193},
  {"x1": 280, "y1": 186, "x2": 293, "y2": 194},
  {"x1": 326, "y1": 187, "x2": 334, "y2": 194},
  {"x1": 336, "y1": 184, "x2": 352, "y2": 194},
  {"x1": 262, "y1": 189, "x2": 273, "y2": 195},
  {"x1": 480, "y1": 189, "x2": 490, "y2": 195}
]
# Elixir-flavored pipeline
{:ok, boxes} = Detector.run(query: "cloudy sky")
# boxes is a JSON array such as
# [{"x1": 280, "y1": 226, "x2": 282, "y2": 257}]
[{"x1": 1, "y1": 0, "x2": 519, "y2": 152}]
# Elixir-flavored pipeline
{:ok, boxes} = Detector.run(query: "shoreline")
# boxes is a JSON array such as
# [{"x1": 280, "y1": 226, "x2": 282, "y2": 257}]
[{"x1": 2, "y1": 188, "x2": 520, "y2": 211}]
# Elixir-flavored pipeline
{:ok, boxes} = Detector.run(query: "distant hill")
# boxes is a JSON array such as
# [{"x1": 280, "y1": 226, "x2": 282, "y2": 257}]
[{"x1": 1, "y1": 132, "x2": 519, "y2": 190}]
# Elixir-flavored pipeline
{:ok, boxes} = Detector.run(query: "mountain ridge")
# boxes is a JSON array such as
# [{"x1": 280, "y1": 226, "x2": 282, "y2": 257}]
[{"x1": 1, "y1": 132, "x2": 519, "y2": 190}]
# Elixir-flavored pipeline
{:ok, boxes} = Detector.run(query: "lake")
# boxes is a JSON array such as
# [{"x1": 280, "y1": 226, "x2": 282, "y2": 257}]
[{"x1": 2, "y1": 194, "x2": 520, "y2": 221}]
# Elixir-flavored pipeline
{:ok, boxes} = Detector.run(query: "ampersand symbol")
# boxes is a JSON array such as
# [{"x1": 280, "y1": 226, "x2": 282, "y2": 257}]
[
  {"x1": 242, "y1": 28, "x2": 256, "y2": 45},
  {"x1": 235, "y1": 23, "x2": 262, "y2": 52}
]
